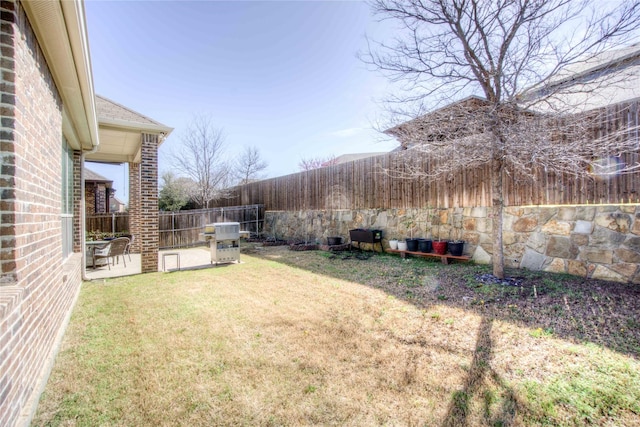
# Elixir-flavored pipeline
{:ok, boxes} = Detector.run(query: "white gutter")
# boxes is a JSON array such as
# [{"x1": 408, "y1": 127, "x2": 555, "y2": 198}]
[
  {"x1": 23, "y1": 0, "x2": 99, "y2": 152},
  {"x1": 99, "y1": 117, "x2": 174, "y2": 138},
  {"x1": 80, "y1": 146, "x2": 99, "y2": 281}
]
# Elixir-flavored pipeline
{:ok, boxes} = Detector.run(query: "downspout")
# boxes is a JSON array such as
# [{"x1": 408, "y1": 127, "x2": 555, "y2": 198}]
[{"x1": 81, "y1": 145, "x2": 99, "y2": 281}]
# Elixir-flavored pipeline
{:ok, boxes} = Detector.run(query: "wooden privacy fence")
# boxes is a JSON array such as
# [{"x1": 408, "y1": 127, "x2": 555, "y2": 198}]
[
  {"x1": 214, "y1": 153, "x2": 640, "y2": 210},
  {"x1": 86, "y1": 213, "x2": 129, "y2": 235},
  {"x1": 86, "y1": 205, "x2": 264, "y2": 249},
  {"x1": 159, "y1": 205, "x2": 263, "y2": 249},
  {"x1": 215, "y1": 102, "x2": 640, "y2": 210}
]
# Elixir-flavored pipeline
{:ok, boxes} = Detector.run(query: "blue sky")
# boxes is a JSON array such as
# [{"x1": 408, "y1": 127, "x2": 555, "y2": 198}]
[{"x1": 85, "y1": 0, "x2": 399, "y2": 202}]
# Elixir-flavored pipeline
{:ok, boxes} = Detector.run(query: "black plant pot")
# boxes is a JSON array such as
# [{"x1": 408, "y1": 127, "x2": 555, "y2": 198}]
[
  {"x1": 448, "y1": 241, "x2": 464, "y2": 256},
  {"x1": 327, "y1": 236, "x2": 342, "y2": 246},
  {"x1": 418, "y1": 238, "x2": 432, "y2": 253},
  {"x1": 406, "y1": 238, "x2": 419, "y2": 252}
]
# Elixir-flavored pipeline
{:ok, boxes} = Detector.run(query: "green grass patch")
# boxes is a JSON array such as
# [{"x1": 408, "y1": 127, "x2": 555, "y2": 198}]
[
  {"x1": 522, "y1": 346, "x2": 640, "y2": 425},
  {"x1": 33, "y1": 249, "x2": 640, "y2": 426}
]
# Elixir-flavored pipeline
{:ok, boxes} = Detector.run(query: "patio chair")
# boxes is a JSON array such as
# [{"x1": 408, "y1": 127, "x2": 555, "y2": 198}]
[
  {"x1": 92, "y1": 237, "x2": 130, "y2": 270},
  {"x1": 123, "y1": 234, "x2": 134, "y2": 261}
]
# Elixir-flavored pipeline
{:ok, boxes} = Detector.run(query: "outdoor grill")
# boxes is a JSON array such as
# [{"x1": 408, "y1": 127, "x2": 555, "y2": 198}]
[
  {"x1": 202, "y1": 222, "x2": 240, "y2": 264},
  {"x1": 349, "y1": 228, "x2": 383, "y2": 252}
]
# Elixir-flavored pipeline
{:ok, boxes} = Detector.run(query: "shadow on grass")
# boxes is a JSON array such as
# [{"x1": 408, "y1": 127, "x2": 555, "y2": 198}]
[
  {"x1": 251, "y1": 247, "x2": 640, "y2": 425},
  {"x1": 440, "y1": 316, "x2": 522, "y2": 427},
  {"x1": 252, "y1": 248, "x2": 640, "y2": 359}
]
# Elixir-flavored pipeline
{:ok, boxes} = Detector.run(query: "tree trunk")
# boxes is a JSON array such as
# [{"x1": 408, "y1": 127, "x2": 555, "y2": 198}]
[{"x1": 491, "y1": 156, "x2": 505, "y2": 279}]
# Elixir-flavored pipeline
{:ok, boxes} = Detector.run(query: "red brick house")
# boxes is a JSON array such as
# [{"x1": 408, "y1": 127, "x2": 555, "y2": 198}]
[
  {"x1": 84, "y1": 168, "x2": 114, "y2": 214},
  {"x1": 0, "y1": 1, "x2": 170, "y2": 425}
]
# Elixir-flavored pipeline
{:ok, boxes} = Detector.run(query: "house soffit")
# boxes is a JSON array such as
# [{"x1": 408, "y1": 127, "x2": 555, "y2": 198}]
[
  {"x1": 86, "y1": 95, "x2": 173, "y2": 164},
  {"x1": 22, "y1": 0, "x2": 99, "y2": 152}
]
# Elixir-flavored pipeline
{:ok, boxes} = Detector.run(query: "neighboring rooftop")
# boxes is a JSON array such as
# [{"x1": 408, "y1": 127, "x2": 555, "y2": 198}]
[
  {"x1": 386, "y1": 44, "x2": 640, "y2": 146},
  {"x1": 84, "y1": 168, "x2": 112, "y2": 183},
  {"x1": 523, "y1": 43, "x2": 640, "y2": 112},
  {"x1": 331, "y1": 152, "x2": 388, "y2": 164}
]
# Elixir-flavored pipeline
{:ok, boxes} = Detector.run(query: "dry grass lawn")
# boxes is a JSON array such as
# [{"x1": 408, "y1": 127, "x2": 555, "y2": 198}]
[{"x1": 33, "y1": 246, "x2": 640, "y2": 426}]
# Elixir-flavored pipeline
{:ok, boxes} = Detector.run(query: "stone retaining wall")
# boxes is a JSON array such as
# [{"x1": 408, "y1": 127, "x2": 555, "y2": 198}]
[{"x1": 264, "y1": 204, "x2": 640, "y2": 284}]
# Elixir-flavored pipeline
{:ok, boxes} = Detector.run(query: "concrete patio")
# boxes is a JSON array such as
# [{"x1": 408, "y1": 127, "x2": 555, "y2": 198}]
[{"x1": 84, "y1": 247, "x2": 234, "y2": 280}]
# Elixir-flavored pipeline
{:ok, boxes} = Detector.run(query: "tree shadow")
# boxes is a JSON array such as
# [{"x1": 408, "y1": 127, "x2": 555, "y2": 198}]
[
  {"x1": 249, "y1": 248, "x2": 639, "y2": 423},
  {"x1": 254, "y1": 248, "x2": 640, "y2": 359},
  {"x1": 440, "y1": 316, "x2": 523, "y2": 427}
]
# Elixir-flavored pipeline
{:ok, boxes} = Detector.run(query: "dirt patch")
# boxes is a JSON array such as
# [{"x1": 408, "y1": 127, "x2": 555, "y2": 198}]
[{"x1": 255, "y1": 245, "x2": 640, "y2": 357}]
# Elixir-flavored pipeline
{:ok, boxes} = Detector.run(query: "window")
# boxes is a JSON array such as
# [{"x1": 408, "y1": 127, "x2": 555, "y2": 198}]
[{"x1": 61, "y1": 138, "x2": 73, "y2": 258}]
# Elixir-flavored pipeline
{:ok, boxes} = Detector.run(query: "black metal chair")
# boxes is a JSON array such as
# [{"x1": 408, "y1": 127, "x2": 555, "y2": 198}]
[{"x1": 92, "y1": 237, "x2": 130, "y2": 270}]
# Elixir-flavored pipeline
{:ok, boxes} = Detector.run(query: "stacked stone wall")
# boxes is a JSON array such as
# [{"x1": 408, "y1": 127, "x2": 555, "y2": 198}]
[{"x1": 264, "y1": 204, "x2": 640, "y2": 284}]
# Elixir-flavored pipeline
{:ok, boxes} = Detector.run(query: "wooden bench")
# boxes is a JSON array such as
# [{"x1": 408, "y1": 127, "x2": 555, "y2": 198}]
[{"x1": 386, "y1": 248, "x2": 470, "y2": 265}]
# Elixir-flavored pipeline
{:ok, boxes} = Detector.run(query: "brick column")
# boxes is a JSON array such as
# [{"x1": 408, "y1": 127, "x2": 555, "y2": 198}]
[
  {"x1": 72, "y1": 150, "x2": 82, "y2": 253},
  {"x1": 128, "y1": 161, "x2": 141, "y2": 254},
  {"x1": 140, "y1": 133, "x2": 159, "y2": 273},
  {"x1": 0, "y1": 0, "x2": 16, "y2": 286},
  {"x1": 95, "y1": 184, "x2": 106, "y2": 213}
]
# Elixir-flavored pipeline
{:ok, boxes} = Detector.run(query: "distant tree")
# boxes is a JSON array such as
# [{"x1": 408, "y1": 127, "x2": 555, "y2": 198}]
[
  {"x1": 363, "y1": 0, "x2": 640, "y2": 279},
  {"x1": 158, "y1": 172, "x2": 192, "y2": 211},
  {"x1": 234, "y1": 146, "x2": 268, "y2": 184},
  {"x1": 298, "y1": 155, "x2": 338, "y2": 171},
  {"x1": 172, "y1": 115, "x2": 230, "y2": 208}
]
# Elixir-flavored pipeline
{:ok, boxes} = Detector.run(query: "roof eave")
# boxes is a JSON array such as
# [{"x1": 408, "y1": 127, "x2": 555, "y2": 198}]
[
  {"x1": 22, "y1": 0, "x2": 99, "y2": 152},
  {"x1": 99, "y1": 117, "x2": 174, "y2": 143}
]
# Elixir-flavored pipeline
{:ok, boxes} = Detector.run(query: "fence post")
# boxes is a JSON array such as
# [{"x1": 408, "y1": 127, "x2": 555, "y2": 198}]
[{"x1": 112, "y1": 213, "x2": 116, "y2": 234}]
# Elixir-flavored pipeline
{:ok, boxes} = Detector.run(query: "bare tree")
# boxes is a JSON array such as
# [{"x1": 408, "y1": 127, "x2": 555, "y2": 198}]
[
  {"x1": 172, "y1": 115, "x2": 230, "y2": 208},
  {"x1": 298, "y1": 155, "x2": 338, "y2": 171},
  {"x1": 363, "y1": 0, "x2": 640, "y2": 279},
  {"x1": 234, "y1": 146, "x2": 268, "y2": 185}
]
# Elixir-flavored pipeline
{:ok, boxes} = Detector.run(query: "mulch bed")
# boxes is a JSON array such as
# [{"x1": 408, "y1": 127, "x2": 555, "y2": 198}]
[
  {"x1": 319, "y1": 243, "x2": 351, "y2": 252},
  {"x1": 288, "y1": 243, "x2": 318, "y2": 251},
  {"x1": 261, "y1": 239, "x2": 288, "y2": 246}
]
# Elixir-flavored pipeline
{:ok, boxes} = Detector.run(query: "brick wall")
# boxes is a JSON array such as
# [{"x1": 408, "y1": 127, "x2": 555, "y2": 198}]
[
  {"x1": 0, "y1": 2, "x2": 83, "y2": 426},
  {"x1": 128, "y1": 161, "x2": 141, "y2": 253},
  {"x1": 84, "y1": 182, "x2": 108, "y2": 215},
  {"x1": 95, "y1": 183, "x2": 107, "y2": 213},
  {"x1": 0, "y1": 0, "x2": 18, "y2": 286},
  {"x1": 140, "y1": 133, "x2": 158, "y2": 273},
  {"x1": 72, "y1": 151, "x2": 82, "y2": 253}
]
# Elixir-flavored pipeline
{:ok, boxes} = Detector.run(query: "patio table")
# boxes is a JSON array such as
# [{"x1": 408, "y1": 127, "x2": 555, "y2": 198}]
[{"x1": 86, "y1": 240, "x2": 110, "y2": 268}]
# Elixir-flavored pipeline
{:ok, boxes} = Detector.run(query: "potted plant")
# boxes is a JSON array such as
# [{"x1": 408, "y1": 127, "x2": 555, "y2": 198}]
[
  {"x1": 402, "y1": 214, "x2": 419, "y2": 251},
  {"x1": 430, "y1": 208, "x2": 447, "y2": 254},
  {"x1": 417, "y1": 206, "x2": 433, "y2": 253},
  {"x1": 432, "y1": 240, "x2": 448, "y2": 255},
  {"x1": 327, "y1": 236, "x2": 342, "y2": 246},
  {"x1": 448, "y1": 240, "x2": 464, "y2": 256},
  {"x1": 388, "y1": 238, "x2": 399, "y2": 250},
  {"x1": 448, "y1": 228, "x2": 464, "y2": 256},
  {"x1": 418, "y1": 238, "x2": 432, "y2": 253},
  {"x1": 397, "y1": 240, "x2": 408, "y2": 251}
]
